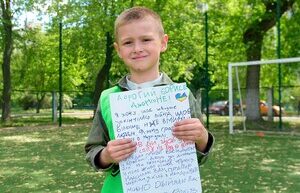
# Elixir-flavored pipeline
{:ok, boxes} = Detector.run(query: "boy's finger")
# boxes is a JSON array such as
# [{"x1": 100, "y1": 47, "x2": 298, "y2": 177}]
[
  {"x1": 107, "y1": 140, "x2": 136, "y2": 153},
  {"x1": 174, "y1": 118, "x2": 199, "y2": 126},
  {"x1": 173, "y1": 124, "x2": 196, "y2": 132},
  {"x1": 113, "y1": 138, "x2": 134, "y2": 145},
  {"x1": 115, "y1": 149, "x2": 136, "y2": 162},
  {"x1": 174, "y1": 132, "x2": 205, "y2": 142},
  {"x1": 113, "y1": 145, "x2": 136, "y2": 158},
  {"x1": 173, "y1": 130, "x2": 196, "y2": 136}
]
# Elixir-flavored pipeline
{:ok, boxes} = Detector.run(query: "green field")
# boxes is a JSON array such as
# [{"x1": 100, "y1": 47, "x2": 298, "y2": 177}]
[{"x1": 0, "y1": 119, "x2": 299, "y2": 193}]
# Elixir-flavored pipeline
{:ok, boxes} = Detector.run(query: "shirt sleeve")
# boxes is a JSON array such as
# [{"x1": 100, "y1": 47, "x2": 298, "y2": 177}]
[
  {"x1": 85, "y1": 105, "x2": 113, "y2": 171},
  {"x1": 196, "y1": 132, "x2": 214, "y2": 165},
  {"x1": 189, "y1": 90, "x2": 215, "y2": 165}
]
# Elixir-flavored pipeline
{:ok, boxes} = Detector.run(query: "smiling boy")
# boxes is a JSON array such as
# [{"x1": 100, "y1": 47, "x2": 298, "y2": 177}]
[
  {"x1": 85, "y1": 6, "x2": 214, "y2": 193},
  {"x1": 113, "y1": 9, "x2": 168, "y2": 83}
]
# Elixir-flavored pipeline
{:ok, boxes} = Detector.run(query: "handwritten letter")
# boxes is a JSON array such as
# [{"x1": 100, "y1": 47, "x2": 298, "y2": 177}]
[{"x1": 110, "y1": 83, "x2": 202, "y2": 193}]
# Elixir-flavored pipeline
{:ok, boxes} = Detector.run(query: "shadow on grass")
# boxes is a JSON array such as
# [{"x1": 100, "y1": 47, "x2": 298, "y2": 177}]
[
  {"x1": 0, "y1": 124, "x2": 103, "y2": 193},
  {"x1": 202, "y1": 117, "x2": 300, "y2": 193},
  {"x1": 238, "y1": 119, "x2": 300, "y2": 132},
  {"x1": 0, "y1": 116, "x2": 299, "y2": 192}
]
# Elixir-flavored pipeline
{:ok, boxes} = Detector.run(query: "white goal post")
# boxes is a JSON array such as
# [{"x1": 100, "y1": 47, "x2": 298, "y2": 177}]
[{"x1": 228, "y1": 57, "x2": 300, "y2": 134}]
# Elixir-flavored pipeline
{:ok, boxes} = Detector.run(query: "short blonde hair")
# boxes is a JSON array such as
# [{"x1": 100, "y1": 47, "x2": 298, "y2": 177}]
[{"x1": 114, "y1": 6, "x2": 164, "y2": 40}]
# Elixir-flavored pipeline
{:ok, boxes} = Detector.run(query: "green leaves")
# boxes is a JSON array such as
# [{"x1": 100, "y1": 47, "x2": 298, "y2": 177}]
[{"x1": 2, "y1": 0, "x2": 300, "y2": 104}]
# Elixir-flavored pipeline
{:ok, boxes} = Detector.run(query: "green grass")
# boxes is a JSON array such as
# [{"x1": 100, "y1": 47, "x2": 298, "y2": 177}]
[
  {"x1": 0, "y1": 109, "x2": 93, "y2": 127},
  {"x1": 0, "y1": 125, "x2": 103, "y2": 193},
  {"x1": 0, "y1": 120, "x2": 299, "y2": 193},
  {"x1": 203, "y1": 125, "x2": 300, "y2": 192},
  {"x1": 209, "y1": 115, "x2": 300, "y2": 133}
]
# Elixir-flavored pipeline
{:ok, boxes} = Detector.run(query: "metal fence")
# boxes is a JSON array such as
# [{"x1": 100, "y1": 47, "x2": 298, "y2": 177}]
[
  {"x1": 1, "y1": 86, "x2": 299, "y2": 128},
  {"x1": 205, "y1": 86, "x2": 300, "y2": 116},
  {"x1": 1, "y1": 90, "x2": 95, "y2": 125}
]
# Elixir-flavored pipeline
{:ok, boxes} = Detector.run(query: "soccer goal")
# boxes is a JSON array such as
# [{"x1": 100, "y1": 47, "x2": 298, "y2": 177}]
[{"x1": 228, "y1": 57, "x2": 300, "y2": 134}]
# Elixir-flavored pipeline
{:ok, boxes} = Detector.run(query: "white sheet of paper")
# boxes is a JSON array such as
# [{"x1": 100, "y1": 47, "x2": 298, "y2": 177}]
[{"x1": 110, "y1": 83, "x2": 202, "y2": 193}]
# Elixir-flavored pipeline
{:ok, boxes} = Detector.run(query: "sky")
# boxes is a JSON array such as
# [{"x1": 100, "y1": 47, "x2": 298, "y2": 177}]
[{"x1": 15, "y1": 1, "x2": 55, "y2": 29}]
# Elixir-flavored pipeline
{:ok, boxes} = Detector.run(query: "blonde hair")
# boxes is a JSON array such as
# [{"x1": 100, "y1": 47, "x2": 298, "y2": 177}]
[{"x1": 114, "y1": 6, "x2": 164, "y2": 40}]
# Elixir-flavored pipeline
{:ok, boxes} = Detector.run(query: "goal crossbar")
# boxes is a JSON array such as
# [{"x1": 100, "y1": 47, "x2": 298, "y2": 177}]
[
  {"x1": 229, "y1": 57, "x2": 300, "y2": 67},
  {"x1": 228, "y1": 57, "x2": 300, "y2": 134}
]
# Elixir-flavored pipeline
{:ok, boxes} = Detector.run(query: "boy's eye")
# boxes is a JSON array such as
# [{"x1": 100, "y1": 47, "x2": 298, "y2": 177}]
[
  {"x1": 123, "y1": 41, "x2": 132, "y2": 45},
  {"x1": 143, "y1": 38, "x2": 152, "y2": 42}
]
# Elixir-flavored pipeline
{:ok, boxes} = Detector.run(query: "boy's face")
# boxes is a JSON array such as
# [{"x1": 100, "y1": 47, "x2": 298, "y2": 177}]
[{"x1": 114, "y1": 17, "x2": 168, "y2": 77}]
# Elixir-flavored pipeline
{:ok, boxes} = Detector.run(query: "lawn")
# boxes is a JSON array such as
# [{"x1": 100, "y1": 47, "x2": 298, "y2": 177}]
[
  {"x1": 0, "y1": 119, "x2": 299, "y2": 193},
  {"x1": 0, "y1": 123, "x2": 103, "y2": 193},
  {"x1": 202, "y1": 125, "x2": 300, "y2": 192}
]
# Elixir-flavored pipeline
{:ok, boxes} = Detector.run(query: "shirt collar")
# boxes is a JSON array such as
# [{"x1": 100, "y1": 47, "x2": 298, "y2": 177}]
[
  {"x1": 117, "y1": 72, "x2": 174, "y2": 91},
  {"x1": 126, "y1": 73, "x2": 163, "y2": 90}
]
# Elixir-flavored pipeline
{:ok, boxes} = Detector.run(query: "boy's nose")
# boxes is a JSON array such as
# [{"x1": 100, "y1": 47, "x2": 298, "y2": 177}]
[{"x1": 133, "y1": 42, "x2": 143, "y2": 53}]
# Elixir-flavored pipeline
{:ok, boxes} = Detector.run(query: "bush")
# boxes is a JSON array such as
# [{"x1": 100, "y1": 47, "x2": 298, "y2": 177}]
[
  {"x1": 20, "y1": 95, "x2": 36, "y2": 110},
  {"x1": 19, "y1": 94, "x2": 53, "y2": 110},
  {"x1": 18, "y1": 93, "x2": 73, "y2": 110},
  {"x1": 63, "y1": 94, "x2": 73, "y2": 109}
]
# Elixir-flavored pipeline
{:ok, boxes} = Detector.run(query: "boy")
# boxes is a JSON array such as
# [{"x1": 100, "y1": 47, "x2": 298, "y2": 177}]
[{"x1": 85, "y1": 6, "x2": 214, "y2": 193}]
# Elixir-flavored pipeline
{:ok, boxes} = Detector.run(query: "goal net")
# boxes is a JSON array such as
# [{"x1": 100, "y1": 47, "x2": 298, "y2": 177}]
[{"x1": 228, "y1": 57, "x2": 300, "y2": 134}]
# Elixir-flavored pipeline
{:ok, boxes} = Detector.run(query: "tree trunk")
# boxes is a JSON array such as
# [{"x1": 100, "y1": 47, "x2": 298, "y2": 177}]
[
  {"x1": 242, "y1": 0, "x2": 294, "y2": 121},
  {"x1": 1, "y1": 0, "x2": 13, "y2": 122},
  {"x1": 36, "y1": 93, "x2": 46, "y2": 114},
  {"x1": 244, "y1": 33, "x2": 263, "y2": 120},
  {"x1": 93, "y1": 32, "x2": 113, "y2": 109}
]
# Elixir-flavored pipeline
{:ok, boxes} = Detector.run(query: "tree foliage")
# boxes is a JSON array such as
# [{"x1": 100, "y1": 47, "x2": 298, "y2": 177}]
[
  {"x1": 0, "y1": 0, "x2": 299, "y2": 118},
  {"x1": 242, "y1": 0, "x2": 296, "y2": 120}
]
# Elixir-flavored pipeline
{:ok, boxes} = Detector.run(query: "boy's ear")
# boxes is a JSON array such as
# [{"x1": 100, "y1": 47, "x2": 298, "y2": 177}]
[
  {"x1": 114, "y1": 42, "x2": 122, "y2": 58},
  {"x1": 161, "y1": 34, "x2": 168, "y2": 52}
]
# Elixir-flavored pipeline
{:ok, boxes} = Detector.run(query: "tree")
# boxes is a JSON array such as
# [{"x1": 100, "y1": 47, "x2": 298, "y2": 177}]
[
  {"x1": 93, "y1": 31, "x2": 113, "y2": 107},
  {"x1": 4, "y1": 0, "x2": 297, "y2": 121},
  {"x1": 1, "y1": 0, "x2": 13, "y2": 122},
  {"x1": 18, "y1": 26, "x2": 59, "y2": 113},
  {"x1": 243, "y1": 0, "x2": 296, "y2": 120},
  {"x1": 89, "y1": 0, "x2": 126, "y2": 108}
]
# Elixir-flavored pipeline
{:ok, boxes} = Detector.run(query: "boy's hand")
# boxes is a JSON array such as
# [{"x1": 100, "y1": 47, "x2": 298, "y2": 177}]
[
  {"x1": 100, "y1": 139, "x2": 136, "y2": 167},
  {"x1": 172, "y1": 118, "x2": 209, "y2": 153}
]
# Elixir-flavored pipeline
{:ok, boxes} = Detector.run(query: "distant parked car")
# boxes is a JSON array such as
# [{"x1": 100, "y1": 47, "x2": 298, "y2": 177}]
[
  {"x1": 259, "y1": 100, "x2": 284, "y2": 116},
  {"x1": 209, "y1": 100, "x2": 240, "y2": 116}
]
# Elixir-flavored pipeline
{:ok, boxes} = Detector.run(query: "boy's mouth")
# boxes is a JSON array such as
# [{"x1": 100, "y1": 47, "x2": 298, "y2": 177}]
[{"x1": 132, "y1": 55, "x2": 147, "y2": 60}]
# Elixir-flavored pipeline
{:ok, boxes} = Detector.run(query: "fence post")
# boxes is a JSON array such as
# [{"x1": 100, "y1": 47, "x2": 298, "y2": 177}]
[
  {"x1": 52, "y1": 91, "x2": 57, "y2": 123},
  {"x1": 267, "y1": 87, "x2": 274, "y2": 121},
  {"x1": 196, "y1": 89, "x2": 202, "y2": 114}
]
